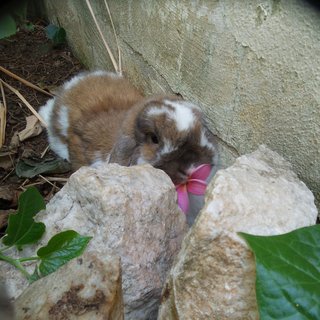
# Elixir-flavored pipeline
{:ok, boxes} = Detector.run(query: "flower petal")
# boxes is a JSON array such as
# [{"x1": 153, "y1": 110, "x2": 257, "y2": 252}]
[
  {"x1": 190, "y1": 164, "x2": 212, "y2": 180},
  {"x1": 187, "y1": 179, "x2": 207, "y2": 195},
  {"x1": 176, "y1": 184, "x2": 189, "y2": 213}
]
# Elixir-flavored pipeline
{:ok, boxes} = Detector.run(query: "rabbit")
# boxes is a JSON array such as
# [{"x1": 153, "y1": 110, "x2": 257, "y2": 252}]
[{"x1": 39, "y1": 70, "x2": 218, "y2": 222}]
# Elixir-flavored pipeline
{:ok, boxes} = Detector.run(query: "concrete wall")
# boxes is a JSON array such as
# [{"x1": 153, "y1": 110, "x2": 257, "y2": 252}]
[{"x1": 43, "y1": 0, "x2": 320, "y2": 207}]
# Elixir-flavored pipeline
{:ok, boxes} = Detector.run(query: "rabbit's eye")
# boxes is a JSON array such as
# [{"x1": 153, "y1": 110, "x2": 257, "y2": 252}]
[
  {"x1": 151, "y1": 134, "x2": 159, "y2": 144},
  {"x1": 147, "y1": 133, "x2": 159, "y2": 144}
]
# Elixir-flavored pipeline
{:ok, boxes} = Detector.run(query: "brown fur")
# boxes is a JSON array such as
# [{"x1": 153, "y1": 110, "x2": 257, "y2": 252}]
[
  {"x1": 116, "y1": 96, "x2": 217, "y2": 183},
  {"x1": 51, "y1": 73, "x2": 143, "y2": 170},
  {"x1": 45, "y1": 72, "x2": 218, "y2": 184}
]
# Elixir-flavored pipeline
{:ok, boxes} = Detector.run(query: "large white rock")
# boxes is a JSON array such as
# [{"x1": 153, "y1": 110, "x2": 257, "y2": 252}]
[
  {"x1": 1, "y1": 164, "x2": 187, "y2": 320},
  {"x1": 15, "y1": 252, "x2": 123, "y2": 320},
  {"x1": 158, "y1": 145, "x2": 318, "y2": 319}
]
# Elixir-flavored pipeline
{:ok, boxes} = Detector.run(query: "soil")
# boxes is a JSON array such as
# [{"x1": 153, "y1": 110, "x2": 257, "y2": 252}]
[{"x1": 0, "y1": 20, "x2": 83, "y2": 231}]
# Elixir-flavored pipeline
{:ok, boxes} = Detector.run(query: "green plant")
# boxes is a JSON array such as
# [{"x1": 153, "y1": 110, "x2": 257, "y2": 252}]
[
  {"x1": 240, "y1": 225, "x2": 320, "y2": 319},
  {"x1": 0, "y1": 13, "x2": 17, "y2": 39},
  {"x1": 0, "y1": 187, "x2": 91, "y2": 283},
  {"x1": 0, "y1": 0, "x2": 34, "y2": 40},
  {"x1": 45, "y1": 24, "x2": 66, "y2": 47}
]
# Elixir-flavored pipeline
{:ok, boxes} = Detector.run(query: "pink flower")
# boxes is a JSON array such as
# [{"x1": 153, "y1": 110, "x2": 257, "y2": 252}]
[{"x1": 175, "y1": 164, "x2": 212, "y2": 213}]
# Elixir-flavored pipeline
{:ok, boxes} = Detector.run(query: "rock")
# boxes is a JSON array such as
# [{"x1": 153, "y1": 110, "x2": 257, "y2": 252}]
[
  {"x1": 1, "y1": 164, "x2": 187, "y2": 320},
  {"x1": 0, "y1": 283, "x2": 14, "y2": 320},
  {"x1": 14, "y1": 252, "x2": 123, "y2": 320},
  {"x1": 158, "y1": 145, "x2": 318, "y2": 320}
]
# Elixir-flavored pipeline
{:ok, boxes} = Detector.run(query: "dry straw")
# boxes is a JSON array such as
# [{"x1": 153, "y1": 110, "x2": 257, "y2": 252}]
[
  {"x1": 85, "y1": 0, "x2": 122, "y2": 74},
  {"x1": 0, "y1": 79, "x2": 47, "y2": 127},
  {"x1": 0, "y1": 66, "x2": 53, "y2": 97},
  {"x1": 0, "y1": 81, "x2": 7, "y2": 148}
]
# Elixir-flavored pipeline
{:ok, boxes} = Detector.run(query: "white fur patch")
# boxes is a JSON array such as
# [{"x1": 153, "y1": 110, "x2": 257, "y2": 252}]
[
  {"x1": 164, "y1": 100, "x2": 196, "y2": 132},
  {"x1": 91, "y1": 70, "x2": 121, "y2": 78},
  {"x1": 160, "y1": 139, "x2": 176, "y2": 155},
  {"x1": 58, "y1": 105, "x2": 69, "y2": 137},
  {"x1": 64, "y1": 71, "x2": 122, "y2": 91},
  {"x1": 146, "y1": 106, "x2": 168, "y2": 117},
  {"x1": 63, "y1": 74, "x2": 86, "y2": 90},
  {"x1": 91, "y1": 152, "x2": 111, "y2": 168},
  {"x1": 48, "y1": 134, "x2": 69, "y2": 161},
  {"x1": 39, "y1": 99, "x2": 69, "y2": 160},
  {"x1": 137, "y1": 156, "x2": 147, "y2": 165},
  {"x1": 91, "y1": 153, "x2": 103, "y2": 168},
  {"x1": 147, "y1": 100, "x2": 197, "y2": 132},
  {"x1": 200, "y1": 130, "x2": 218, "y2": 165},
  {"x1": 39, "y1": 98, "x2": 55, "y2": 126},
  {"x1": 200, "y1": 130, "x2": 215, "y2": 151}
]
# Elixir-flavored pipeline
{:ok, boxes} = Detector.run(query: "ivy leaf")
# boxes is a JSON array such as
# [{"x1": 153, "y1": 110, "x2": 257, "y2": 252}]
[
  {"x1": 16, "y1": 158, "x2": 71, "y2": 178},
  {"x1": 239, "y1": 225, "x2": 320, "y2": 320},
  {"x1": 29, "y1": 266, "x2": 40, "y2": 284},
  {"x1": 2, "y1": 187, "x2": 45, "y2": 247},
  {"x1": 22, "y1": 21, "x2": 35, "y2": 32},
  {"x1": 45, "y1": 24, "x2": 66, "y2": 46},
  {"x1": 37, "y1": 230, "x2": 92, "y2": 277},
  {"x1": 0, "y1": 14, "x2": 17, "y2": 39}
]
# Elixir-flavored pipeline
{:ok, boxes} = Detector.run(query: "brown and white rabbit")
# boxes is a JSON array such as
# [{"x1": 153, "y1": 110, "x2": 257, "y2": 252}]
[{"x1": 39, "y1": 71, "x2": 218, "y2": 223}]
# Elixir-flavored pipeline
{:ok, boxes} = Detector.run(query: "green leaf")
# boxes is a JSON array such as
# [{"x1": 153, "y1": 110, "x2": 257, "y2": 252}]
[
  {"x1": 29, "y1": 266, "x2": 40, "y2": 283},
  {"x1": 2, "y1": 187, "x2": 46, "y2": 247},
  {"x1": 0, "y1": 14, "x2": 17, "y2": 39},
  {"x1": 240, "y1": 225, "x2": 320, "y2": 320},
  {"x1": 45, "y1": 24, "x2": 59, "y2": 39},
  {"x1": 22, "y1": 21, "x2": 35, "y2": 32},
  {"x1": 37, "y1": 230, "x2": 92, "y2": 276},
  {"x1": 53, "y1": 27, "x2": 66, "y2": 46},
  {"x1": 16, "y1": 158, "x2": 71, "y2": 178},
  {"x1": 45, "y1": 24, "x2": 66, "y2": 46}
]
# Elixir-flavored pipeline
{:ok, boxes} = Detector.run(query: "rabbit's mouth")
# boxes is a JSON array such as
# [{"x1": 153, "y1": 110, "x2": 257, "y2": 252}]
[
  {"x1": 153, "y1": 159, "x2": 193, "y2": 185},
  {"x1": 172, "y1": 170, "x2": 189, "y2": 185}
]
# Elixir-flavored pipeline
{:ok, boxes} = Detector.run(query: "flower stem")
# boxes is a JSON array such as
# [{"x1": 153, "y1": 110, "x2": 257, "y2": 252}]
[
  {"x1": 0, "y1": 252, "x2": 32, "y2": 279},
  {"x1": 19, "y1": 256, "x2": 39, "y2": 263}
]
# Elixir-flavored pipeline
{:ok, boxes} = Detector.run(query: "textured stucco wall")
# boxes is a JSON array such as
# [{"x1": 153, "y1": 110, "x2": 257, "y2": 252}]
[{"x1": 43, "y1": 0, "x2": 320, "y2": 207}]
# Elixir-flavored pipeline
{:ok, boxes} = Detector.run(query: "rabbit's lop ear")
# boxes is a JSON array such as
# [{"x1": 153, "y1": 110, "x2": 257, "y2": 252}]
[{"x1": 109, "y1": 135, "x2": 139, "y2": 166}]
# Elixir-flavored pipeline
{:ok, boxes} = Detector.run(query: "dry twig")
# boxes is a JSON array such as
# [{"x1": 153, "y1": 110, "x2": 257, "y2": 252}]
[
  {"x1": 0, "y1": 102, "x2": 5, "y2": 148},
  {"x1": 19, "y1": 175, "x2": 67, "y2": 191},
  {"x1": 19, "y1": 179, "x2": 30, "y2": 189},
  {"x1": 0, "y1": 66, "x2": 54, "y2": 97},
  {"x1": 0, "y1": 79, "x2": 47, "y2": 127},
  {"x1": 40, "y1": 145, "x2": 50, "y2": 158},
  {"x1": 19, "y1": 181, "x2": 44, "y2": 191},
  {"x1": 47, "y1": 182, "x2": 58, "y2": 199},
  {"x1": 103, "y1": 0, "x2": 122, "y2": 73},
  {"x1": 42, "y1": 176, "x2": 68, "y2": 182},
  {"x1": 85, "y1": 0, "x2": 120, "y2": 73},
  {"x1": 39, "y1": 174, "x2": 61, "y2": 190},
  {"x1": 0, "y1": 81, "x2": 7, "y2": 147},
  {"x1": 0, "y1": 168, "x2": 14, "y2": 184}
]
